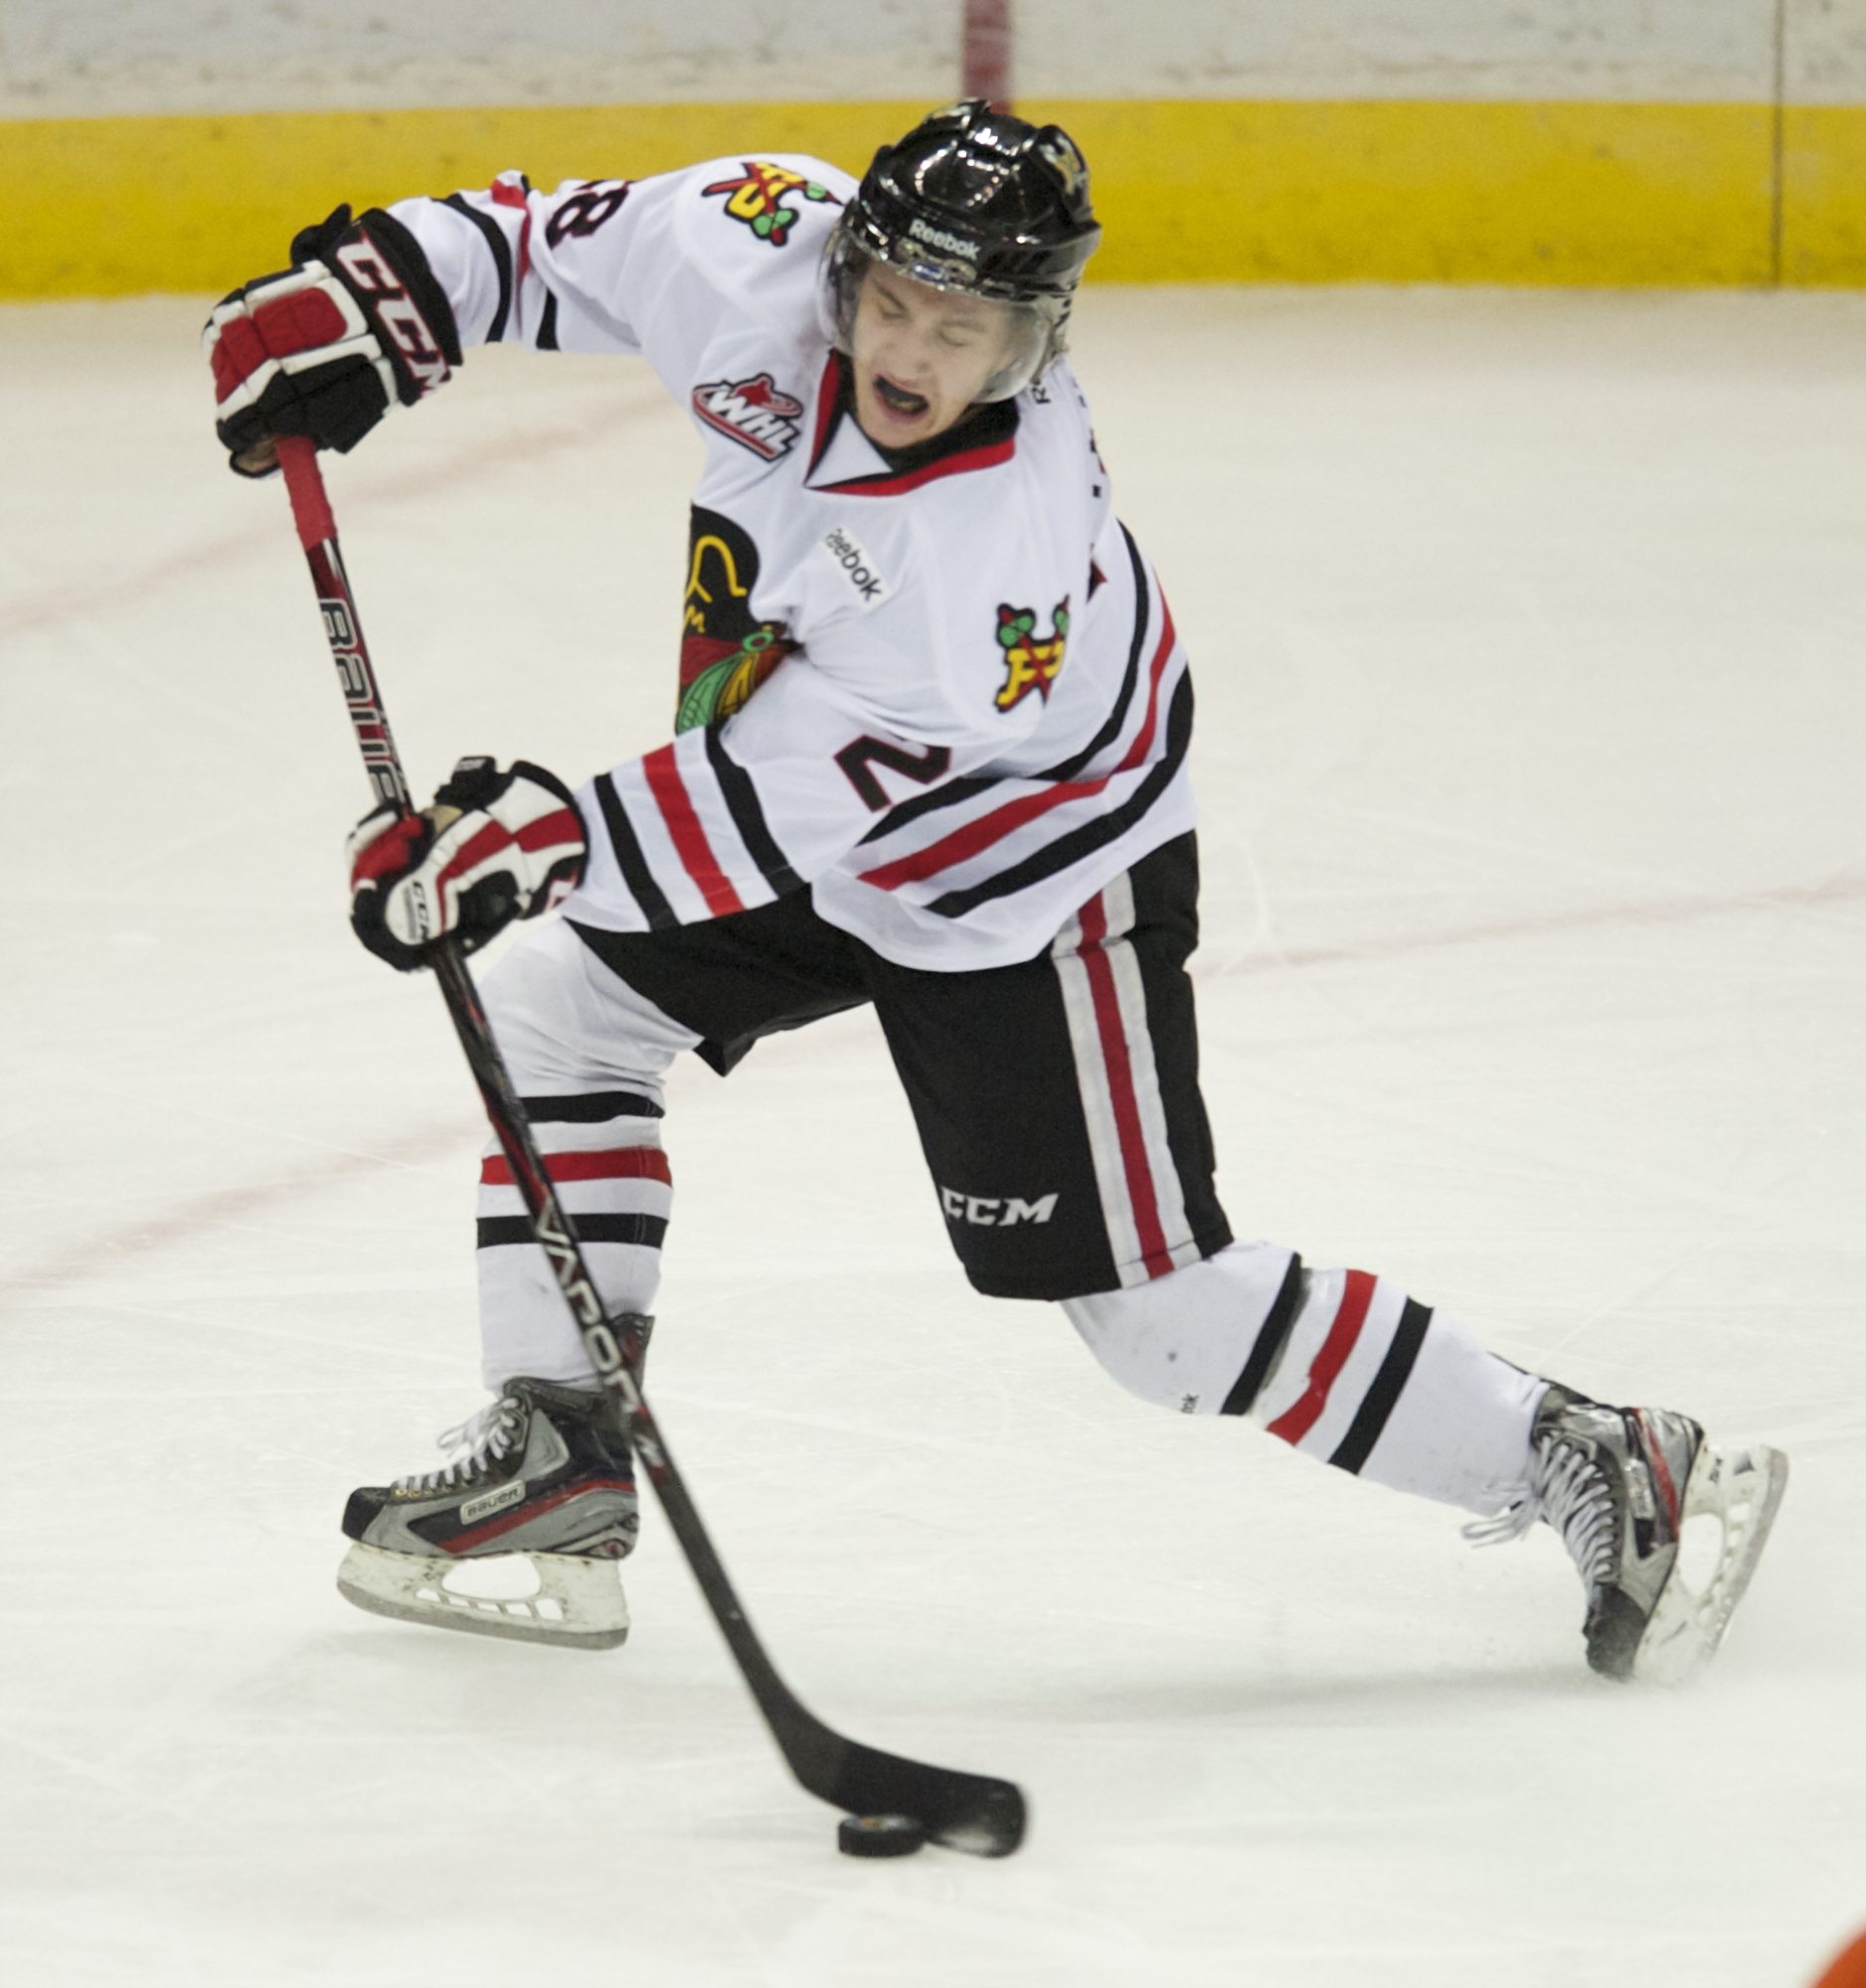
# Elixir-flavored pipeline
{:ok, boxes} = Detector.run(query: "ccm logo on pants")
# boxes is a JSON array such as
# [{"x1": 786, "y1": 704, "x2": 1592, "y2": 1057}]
[{"x1": 940, "y1": 1188, "x2": 1059, "y2": 1227}]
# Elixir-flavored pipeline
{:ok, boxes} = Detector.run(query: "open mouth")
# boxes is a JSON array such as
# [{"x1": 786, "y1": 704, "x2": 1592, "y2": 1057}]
[{"x1": 874, "y1": 376, "x2": 930, "y2": 417}]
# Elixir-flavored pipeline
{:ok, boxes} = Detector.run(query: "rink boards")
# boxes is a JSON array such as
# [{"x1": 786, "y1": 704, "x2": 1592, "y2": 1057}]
[{"x1": 3, "y1": 0, "x2": 1866, "y2": 294}]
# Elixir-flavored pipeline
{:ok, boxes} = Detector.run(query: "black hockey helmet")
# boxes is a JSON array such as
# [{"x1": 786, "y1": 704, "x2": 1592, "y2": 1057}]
[{"x1": 821, "y1": 100, "x2": 1102, "y2": 401}]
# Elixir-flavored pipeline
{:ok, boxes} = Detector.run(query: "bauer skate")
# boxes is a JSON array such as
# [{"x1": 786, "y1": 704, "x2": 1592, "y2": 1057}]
[
  {"x1": 337, "y1": 1371, "x2": 642, "y2": 1650},
  {"x1": 1471, "y1": 1384, "x2": 1788, "y2": 1683}
]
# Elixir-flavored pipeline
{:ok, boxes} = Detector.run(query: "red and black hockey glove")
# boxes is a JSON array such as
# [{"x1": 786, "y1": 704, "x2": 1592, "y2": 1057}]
[
  {"x1": 204, "y1": 205, "x2": 461, "y2": 478},
  {"x1": 348, "y1": 758, "x2": 588, "y2": 972}
]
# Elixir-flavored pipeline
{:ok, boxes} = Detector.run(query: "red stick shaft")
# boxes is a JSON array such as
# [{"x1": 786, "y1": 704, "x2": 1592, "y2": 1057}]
[
  {"x1": 275, "y1": 439, "x2": 411, "y2": 813},
  {"x1": 275, "y1": 435, "x2": 337, "y2": 551},
  {"x1": 960, "y1": 0, "x2": 1013, "y2": 109}
]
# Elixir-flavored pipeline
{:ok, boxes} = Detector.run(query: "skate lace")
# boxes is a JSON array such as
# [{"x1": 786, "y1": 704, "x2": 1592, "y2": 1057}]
[
  {"x1": 1462, "y1": 1437, "x2": 1616, "y2": 1588},
  {"x1": 394, "y1": 1395, "x2": 525, "y2": 1493}
]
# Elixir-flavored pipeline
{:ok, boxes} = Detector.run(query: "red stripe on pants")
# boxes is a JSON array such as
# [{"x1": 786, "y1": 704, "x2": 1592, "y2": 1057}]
[
  {"x1": 1268, "y1": 1269, "x2": 1377, "y2": 1445},
  {"x1": 1077, "y1": 890, "x2": 1174, "y2": 1278}
]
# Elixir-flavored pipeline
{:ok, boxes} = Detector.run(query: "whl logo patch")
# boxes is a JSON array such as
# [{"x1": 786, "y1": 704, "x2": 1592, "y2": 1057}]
[
  {"x1": 692, "y1": 373, "x2": 804, "y2": 461},
  {"x1": 994, "y1": 598, "x2": 1070, "y2": 711},
  {"x1": 700, "y1": 161, "x2": 840, "y2": 246}
]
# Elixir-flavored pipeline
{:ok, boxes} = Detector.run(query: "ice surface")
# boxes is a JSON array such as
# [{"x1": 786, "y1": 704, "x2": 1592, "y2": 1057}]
[{"x1": 2, "y1": 284, "x2": 1862, "y2": 1986}]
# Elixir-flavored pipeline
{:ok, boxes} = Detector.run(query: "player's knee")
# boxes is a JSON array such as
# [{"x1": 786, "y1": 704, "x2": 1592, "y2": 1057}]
[
  {"x1": 1061, "y1": 1284, "x2": 1189, "y2": 1408},
  {"x1": 480, "y1": 918, "x2": 582, "y2": 1031},
  {"x1": 1061, "y1": 1242, "x2": 1299, "y2": 1414},
  {"x1": 479, "y1": 918, "x2": 676, "y2": 1098}
]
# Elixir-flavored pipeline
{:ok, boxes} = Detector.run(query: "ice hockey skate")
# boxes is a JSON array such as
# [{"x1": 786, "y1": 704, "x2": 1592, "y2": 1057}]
[
  {"x1": 1472, "y1": 1384, "x2": 1788, "y2": 1682},
  {"x1": 337, "y1": 1374, "x2": 640, "y2": 1650}
]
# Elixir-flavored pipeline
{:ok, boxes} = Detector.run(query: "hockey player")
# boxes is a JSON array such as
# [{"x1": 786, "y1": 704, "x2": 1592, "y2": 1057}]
[{"x1": 207, "y1": 102, "x2": 1785, "y2": 1679}]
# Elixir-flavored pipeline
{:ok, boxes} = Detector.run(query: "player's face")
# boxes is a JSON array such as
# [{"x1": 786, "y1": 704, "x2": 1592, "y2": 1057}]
[{"x1": 849, "y1": 266, "x2": 1013, "y2": 447}]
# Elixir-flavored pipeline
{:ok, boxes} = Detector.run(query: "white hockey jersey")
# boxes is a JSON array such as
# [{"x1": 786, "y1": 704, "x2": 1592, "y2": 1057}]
[{"x1": 394, "y1": 154, "x2": 1195, "y2": 971}]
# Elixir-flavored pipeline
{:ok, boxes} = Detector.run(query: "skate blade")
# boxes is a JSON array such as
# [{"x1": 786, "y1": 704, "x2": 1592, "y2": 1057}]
[
  {"x1": 336, "y1": 1540, "x2": 629, "y2": 1651},
  {"x1": 1634, "y1": 1441, "x2": 1789, "y2": 1686}
]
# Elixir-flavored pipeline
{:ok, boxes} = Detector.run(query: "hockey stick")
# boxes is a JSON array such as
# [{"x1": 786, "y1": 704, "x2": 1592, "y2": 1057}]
[{"x1": 272, "y1": 434, "x2": 1026, "y2": 1858}]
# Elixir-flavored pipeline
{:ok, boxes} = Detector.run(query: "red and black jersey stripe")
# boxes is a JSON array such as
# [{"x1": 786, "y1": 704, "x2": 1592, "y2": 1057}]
[
  {"x1": 703, "y1": 724, "x2": 801, "y2": 897},
  {"x1": 593, "y1": 771, "x2": 678, "y2": 930},
  {"x1": 442, "y1": 193, "x2": 514, "y2": 342},
  {"x1": 845, "y1": 527, "x2": 1184, "y2": 920},
  {"x1": 1035, "y1": 526, "x2": 1153, "y2": 783},
  {"x1": 853, "y1": 526, "x2": 1155, "y2": 853},
  {"x1": 925, "y1": 672, "x2": 1194, "y2": 919}
]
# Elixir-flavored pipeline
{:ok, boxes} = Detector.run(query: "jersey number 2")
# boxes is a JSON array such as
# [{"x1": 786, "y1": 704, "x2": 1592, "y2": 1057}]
[{"x1": 834, "y1": 737, "x2": 952, "y2": 810}]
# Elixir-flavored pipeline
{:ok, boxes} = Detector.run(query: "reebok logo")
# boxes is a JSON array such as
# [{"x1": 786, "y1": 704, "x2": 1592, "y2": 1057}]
[
  {"x1": 819, "y1": 526, "x2": 889, "y2": 607},
  {"x1": 692, "y1": 373, "x2": 804, "y2": 461},
  {"x1": 909, "y1": 218, "x2": 979, "y2": 259},
  {"x1": 939, "y1": 1188, "x2": 1059, "y2": 1228},
  {"x1": 459, "y1": 1480, "x2": 526, "y2": 1525}
]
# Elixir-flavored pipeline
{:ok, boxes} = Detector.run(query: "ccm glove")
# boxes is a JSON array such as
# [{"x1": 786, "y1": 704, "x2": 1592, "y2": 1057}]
[
  {"x1": 348, "y1": 758, "x2": 588, "y2": 971},
  {"x1": 204, "y1": 205, "x2": 461, "y2": 477}
]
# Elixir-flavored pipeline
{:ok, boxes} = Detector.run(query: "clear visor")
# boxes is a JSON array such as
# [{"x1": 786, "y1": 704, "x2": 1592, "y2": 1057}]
[{"x1": 819, "y1": 236, "x2": 1065, "y2": 404}]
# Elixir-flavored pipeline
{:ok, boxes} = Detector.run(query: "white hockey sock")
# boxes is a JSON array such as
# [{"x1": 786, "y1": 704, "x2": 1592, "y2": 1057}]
[
  {"x1": 473, "y1": 917, "x2": 701, "y2": 1393},
  {"x1": 1064, "y1": 1242, "x2": 1545, "y2": 1517},
  {"x1": 476, "y1": 1094, "x2": 670, "y2": 1391}
]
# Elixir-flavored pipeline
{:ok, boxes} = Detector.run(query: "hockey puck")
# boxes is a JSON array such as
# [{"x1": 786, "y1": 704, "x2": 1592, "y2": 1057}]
[{"x1": 837, "y1": 1812, "x2": 927, "y2": 1858}]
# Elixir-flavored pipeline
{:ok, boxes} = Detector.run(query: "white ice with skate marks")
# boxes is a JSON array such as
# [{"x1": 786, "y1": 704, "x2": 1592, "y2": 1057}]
[{"x1": 2, "y1": 286, "x2": 1863, "y2": 1986}]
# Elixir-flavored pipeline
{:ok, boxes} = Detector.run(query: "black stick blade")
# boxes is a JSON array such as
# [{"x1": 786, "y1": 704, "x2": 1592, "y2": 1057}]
[
  {"x1": 796, "y1": 1724, "x2": 1027, "y2": 1857},
  {"x1": 625, "y1": 1399, "x2": 1028, "y2": 1856}
]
